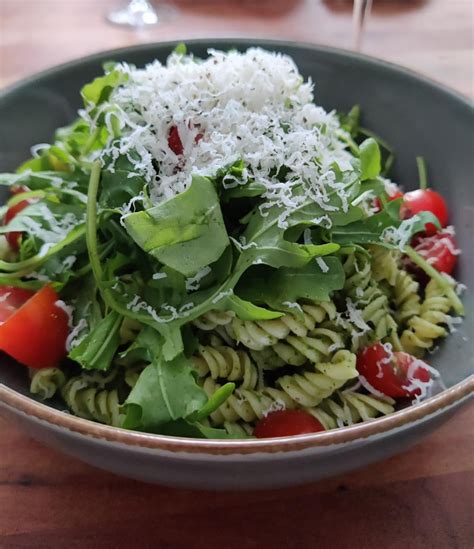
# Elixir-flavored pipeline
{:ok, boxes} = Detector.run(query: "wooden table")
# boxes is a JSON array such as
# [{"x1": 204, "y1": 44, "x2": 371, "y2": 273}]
[{"x1": 0, "y1": 1, "x2": 473, "y2": 547}]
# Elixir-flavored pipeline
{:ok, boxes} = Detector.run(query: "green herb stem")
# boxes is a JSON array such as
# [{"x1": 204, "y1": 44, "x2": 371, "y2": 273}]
[
  {"x1": 404, "y1": 245, "x2": 464, "y2": 315},
  {"x1": 416, "y1": 156, "x2": 428, "y2": 190},
  {"x1": 86, "y1": 161, "x2": 104, "y2": 281},
  {"x1": 7, "y1": 190, "x2": 46, "y2": 207},
  {"x1": 82, "y1": 127, "x2": 101, "y2": 157}
]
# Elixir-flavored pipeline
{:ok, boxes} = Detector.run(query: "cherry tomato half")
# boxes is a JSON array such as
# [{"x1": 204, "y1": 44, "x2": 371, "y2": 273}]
[
  {"x1": 410, "y1": 230, "x2": 459, "y2": 275},
  {"x1": 254, "y1": 410, "x2": 325, "y2": 438},
  {"x1": 356, "y1": 343, "x2": 431, "y2": 399},
  {"x1": 4, "y1": 197, "x2": 30, "y2": 250},
  {"x1": 0, "y1": 286, "x2": 35, "y2": 323},
  {"x1": 402, "y1": 189, "x2": 448, "y2": 236},
  {"x1": 0, "y1": 285, "x2": 69, "y2": 369}
]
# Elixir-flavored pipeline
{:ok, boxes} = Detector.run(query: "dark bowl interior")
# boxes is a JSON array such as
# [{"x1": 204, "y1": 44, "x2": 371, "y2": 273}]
[{"x1": 0, "y1": 39, "x2": 473, "y2": 411}]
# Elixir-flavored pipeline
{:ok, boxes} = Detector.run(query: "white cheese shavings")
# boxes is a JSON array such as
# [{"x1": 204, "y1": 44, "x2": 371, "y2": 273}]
[
  {"x1": 211, "y1": 288, "x2": 234, "y2": 304},
  {"x1": 315, "y1": 257, "x2": 329, "y2": 273},
  {"x1": 152, "y1": 272, "x2": 168, "y2": 280},
  {"x1": 402, "y1": 358, "x2": 439, "y2": 403},
  {"x1": 91, "y1": 48, "x2": 353, "y2": 227},
  {"x1": 66, "y1": 318, "x2": 88, "y2": 351},
  {"x1": 359, "y1": 375, "x2": 396, "y2": 404},
  {"x1": 185, "y1": 266, "x2": 211, "y2": 291},
  {"x1": 54, "y1": 300, "x2": 74, "y2": 328},
  {"x1": 282, "y1": 301, "x2": 303, "y2": 313},
  {"x1": 0, "y1": 292, "x2": 11, "y2": 303}
]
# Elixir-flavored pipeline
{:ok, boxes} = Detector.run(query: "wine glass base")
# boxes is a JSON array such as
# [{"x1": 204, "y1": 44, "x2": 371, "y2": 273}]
[{"x1": 107, "y1": 3, "x2": 176, "y2": 28}]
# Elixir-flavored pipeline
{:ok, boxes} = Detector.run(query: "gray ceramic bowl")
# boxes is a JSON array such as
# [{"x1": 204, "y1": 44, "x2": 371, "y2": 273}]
[{"x1": 0, "y1": 40, "x2": 473, "y2": 490}]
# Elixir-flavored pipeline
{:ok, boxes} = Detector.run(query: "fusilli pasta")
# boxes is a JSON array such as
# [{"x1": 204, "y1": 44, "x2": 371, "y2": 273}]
[
  {"x1": 61, "y1": 377, "x2": 122, "y2": 426},
  {"x1": 400, "y1": 278, "x2": 452, "y2": 356},
  {"x1": 30, "y1": 368, "x2": 66, "y2": 400}
]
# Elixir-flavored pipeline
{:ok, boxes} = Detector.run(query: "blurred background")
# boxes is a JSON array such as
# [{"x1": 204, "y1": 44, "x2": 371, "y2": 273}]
[{"x1": 0, "y1": 0, "x2": 473, "y2": 97}]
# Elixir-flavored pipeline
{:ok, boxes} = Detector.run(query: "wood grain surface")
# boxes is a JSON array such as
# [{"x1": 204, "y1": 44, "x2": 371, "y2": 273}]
[{"x1": 0, "y1": 1, "x2": 473, "y2": 547}]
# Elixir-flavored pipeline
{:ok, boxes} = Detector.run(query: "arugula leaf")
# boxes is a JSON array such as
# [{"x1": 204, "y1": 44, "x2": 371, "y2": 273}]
[
  {"x1": 238, "y1": 203, "x2": 341, "y2": 271},
  {"x1": 124, "y1": 175, "x2": 229, "y2": 276},
  {"x1": 0, "y1": 201, "x2": 85, "y2": 236},
  {"x1": 81, "y1": 69, "x2": 127, "y2": 106},
  {"x1": 173, "y1": 42, "x2": 187, "y2": 55},
  {"x1": 122, "y1": 351, "x2": 207, "y2": 431},
  {"x1": 236, "y1": 256, "x2": 345, "y2": 309},
  {"x1": 332, "y1": 200, "x2": 441, "y2": 246},
  {"x1": 338, "y1": 105, "x2": 360, "y2": 136},
  {"x1": 100, "y1": 168, "x2": 146, "y2": 209},
  {"x1": 359, "y1": 138, "x2": 381, "y2": 180},
  {"x1": 222, "y1": 181, "x2": 266, "y2": 200},
  {"x1": 69, "y1": 310, "x2": 122, "y2": 370},
  {"x1": 119, "y1": 325, "x2": 162, "y2": 364}
]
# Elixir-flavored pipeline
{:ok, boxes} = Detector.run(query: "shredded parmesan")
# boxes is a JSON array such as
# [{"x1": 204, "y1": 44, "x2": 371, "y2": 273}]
[
  {"x1": 88, "y1": 48, "x2": 354, "y2": 228},
  {"x1": 54, "y1": 300, "x2": 74, "y2": 327},
  {"x1": 211, "y1": 288, "x2": 234, "y2": 304},
  {"x1": 185, "y1": 266, "x2": 211, "y2": 291},
  {"x1": 282, "y1": 301, "x2": 303, "y2": 313},
  {"x1": 315, "y1": 256, "x2": 329, "y2": 273}
]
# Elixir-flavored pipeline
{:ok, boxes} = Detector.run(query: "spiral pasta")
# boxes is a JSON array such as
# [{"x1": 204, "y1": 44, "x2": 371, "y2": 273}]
[
  {"x1": 192, "y1": 344, "x2": 258, "y2": 389},
  {"x1": 393, "y1": 268, "x2": 421, "y2": 324},
  {"x1": 400, "y1": 278, "x2": 452, "y2": 357},
  {"x1": 275, "y1": 350, "x2": 358, "y2": 408},
  {"x1": 342, "y1": 251, "x2": 401, "y2": 351},
  {"x1": 203, "y1": 350, "x2": 357, "y2": 425},
  {"x1": 192, "y1": 310, "x2": 235, "y2": 331},
  {"x1": 370, "y1": 245, "x2": 401, "y2": 286},
  {"x1": 61, "y1": 377, "x2": 122, "y2": 426},
  {"x1": 223, "y1": 421, "x2": 254, "y2": 437},
  {"x1": 30, "y1": 368, "x2": 66, "y2": 400},
  {"x1": 308, "y1": 390, "x2": 395, "y2": 429},
  {"x1": 203, "y1": 377, "x2": 295, "y2": 425}
]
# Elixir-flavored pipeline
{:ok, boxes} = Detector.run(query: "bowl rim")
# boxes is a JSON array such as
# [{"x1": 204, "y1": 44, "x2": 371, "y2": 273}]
[
  {"x1": 1, "y1": 378, "x2": 473, "y2": 454},
  {"x1": 0, "y1": 39, "x2": 473, "y2": 455}
]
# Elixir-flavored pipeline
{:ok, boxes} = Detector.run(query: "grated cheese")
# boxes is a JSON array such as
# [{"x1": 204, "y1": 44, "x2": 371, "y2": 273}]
[
  {"x1": 315, "y1": 256, "x2": 329, "y2": 273},
  {"x1": 185, "y1": 266, "x2": 211, "y2": 291},
  {"x1": 88, "y1": 48, "x2": 354, "y2": 227},
  {"x1": 211, "y1": 288, "x2": 234, "y2": 304}
]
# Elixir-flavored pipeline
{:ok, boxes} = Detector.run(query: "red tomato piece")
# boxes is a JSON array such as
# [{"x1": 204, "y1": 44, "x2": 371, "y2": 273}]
[
  {"x1": 356, "y1": 343, "x2": 431, "y2": 399},
  {"x1": 254, "y1": 410, "x2": 325, "y2": 438},
  {"x1": 168, "y1": 125, "x2": 184, "y2": 155},
  {"x1": 0, "y1": 286, "x2": 35, "y2": 323},
  {"x1": 0, "y1": 285, "x2": 69, "y2": 369},
  {"x1": 409, "y1": 230, "x2": 459, "y2": 275},
  {"x1": 4, "y1": 198, "x2": 30, "y2": 250},
  {"x1": 402, "y1": 189, "x2": 448, "y2": 236}
]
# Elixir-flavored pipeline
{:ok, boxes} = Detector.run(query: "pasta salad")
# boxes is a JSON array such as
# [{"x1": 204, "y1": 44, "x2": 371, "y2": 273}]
[{"x1": 0, "y1": 46, "x2": 464, "y2": 438}]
